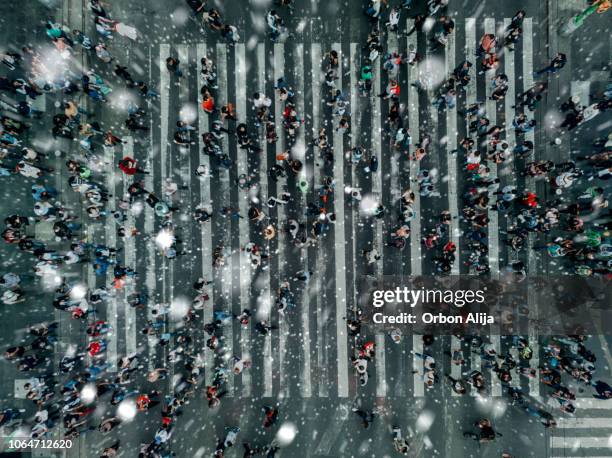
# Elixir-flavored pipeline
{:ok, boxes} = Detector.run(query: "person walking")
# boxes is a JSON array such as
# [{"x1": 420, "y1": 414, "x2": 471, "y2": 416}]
[{"x1": 534, "y1": 52, "x2": 567, "y2": 76}]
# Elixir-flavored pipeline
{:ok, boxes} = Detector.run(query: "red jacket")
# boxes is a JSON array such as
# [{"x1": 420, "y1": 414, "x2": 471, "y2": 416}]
[
  {"x1": 119, "y1": 157, "x2": 137, "y2": 175},
  {"x1": 88, "y1": 341, "x2": 102, "y2": 356}
]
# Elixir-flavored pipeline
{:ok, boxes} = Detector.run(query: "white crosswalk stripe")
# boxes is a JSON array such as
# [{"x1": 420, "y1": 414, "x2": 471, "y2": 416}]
[
  {"x1": 256, "y1": 41, "x2": 274, "y2": 398},
  {"x1": 159, "y1": 42, "x2": 171, "y2": 376},
  {"x1": 348, "y1": 41, "x2": 361, "y2": 398},
  {"x1": 103, "y1": 139, "x2": 118, "y2": 371},
  {"x1": 446, "y1": 31, "x2": 460, "y2": 269},
  {"x1": 273, "y1": 42, "x2": 288, "y2": 399},
  {"x1": 123, "y1": 136, "x2": 137, "y2": 357},
  {"x1": 571, "y1": 80, "x2": 591, "y2": 107},
  {"x1": 310, "y1": 42, "x2": 328, "y2": 399},
  {"x1": 369, "y1": 40, "x2": 386, "y2": 399},
  {"x1": 196, "y1": 42, "x2": 214, "y2": 386},
  {"x1": 463, "y1": 17, "x2": 483, "y2": 397},
  {"x1": 235, "y1": 42, "x2": 252, "y2": 398},
  {"x1": 522, "y1": 17, "x2": 541, "y2": 399},
  {"x1": 557, "y1": 417, "x2": 612, "y2": 428},
  {"x1": 484, "y1": 17, "x2": 501, "y2": 278},
  {"x1": 574, "y1": 399, "x2": 612, "y2": 409},
  {"x1": 483, "y1": 16, "x2": 503, "y2": 398},
  {"x1": 445, "y1": 28, "x2": 464, "y2": 398},
  {"x1": 293, "y1": 42, "x2": 311, "y2": 399},
  {"x1": 330, "y1": 42, "x2": 350, "y2": 399},
  {"x1": 214, "y1": 43, "x2": 235, "y2": 396},
  {"x1": 406, "y1": 20, "x2": 425, "y2": 398},
  {"x1": 145, "y1": 62, "x2": 159, "y2": 372},
  {"x1": 502, "y1": 17, "x2": 521, "y2": 392}
]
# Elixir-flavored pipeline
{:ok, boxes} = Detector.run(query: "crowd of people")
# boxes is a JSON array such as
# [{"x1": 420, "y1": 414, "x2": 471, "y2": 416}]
[{"x1": 0, "y1": 0, "x2": 610, "y2": 456}]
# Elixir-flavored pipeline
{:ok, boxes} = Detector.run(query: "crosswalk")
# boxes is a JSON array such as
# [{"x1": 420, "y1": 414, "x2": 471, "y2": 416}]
[
  {"x1": 55, "y1": 16, "x2": 604, "y2": 417},
  {"x1": 115, "y1": 18, "x2": 523, "y2": 399},
  {"x1": 550, "y1": 399, "x2": 612, "y2": 457},
  {"x1": 113, "y1": 18, "x2": 537, "y2": 397}
]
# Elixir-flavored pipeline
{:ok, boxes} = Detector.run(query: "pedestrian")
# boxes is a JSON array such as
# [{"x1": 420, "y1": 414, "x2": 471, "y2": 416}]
[
  {"x1": 534, "y1": 52, "x2": 567, "y2": 76},
  {"x1": 166, "y1": 56, "x2": 183, "y2": 77}
]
